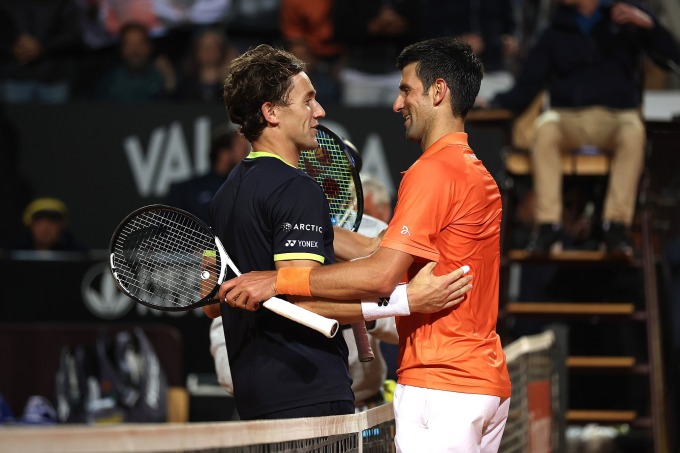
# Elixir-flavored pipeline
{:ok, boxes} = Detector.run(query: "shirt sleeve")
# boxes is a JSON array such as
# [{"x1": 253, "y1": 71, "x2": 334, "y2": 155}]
[
  {"x1": 270, "y1": 176, "x2": 329, "y2": 263},
  {"x1": 381, "y1": 159, "x2": 458, "y2": 262}
]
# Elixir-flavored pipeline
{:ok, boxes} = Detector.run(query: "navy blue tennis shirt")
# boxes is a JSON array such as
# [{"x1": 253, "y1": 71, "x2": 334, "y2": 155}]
[{"x1": 209, "y1": 152, "x2": 353, "y2": 420}]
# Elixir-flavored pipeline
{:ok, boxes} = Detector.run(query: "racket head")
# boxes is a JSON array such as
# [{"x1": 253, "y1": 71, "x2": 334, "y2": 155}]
[
  {"x1": 299, "y1": 125, "x2": 364, "y2": 232},
  {"x1": 108, "y1": 204, "x2": 224, "y2": 312}
]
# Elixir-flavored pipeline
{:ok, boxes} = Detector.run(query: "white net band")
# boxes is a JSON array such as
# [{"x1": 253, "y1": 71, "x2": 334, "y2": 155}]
[{"x1": 0, "y1": 403, "x2": 395, "y2": 453}]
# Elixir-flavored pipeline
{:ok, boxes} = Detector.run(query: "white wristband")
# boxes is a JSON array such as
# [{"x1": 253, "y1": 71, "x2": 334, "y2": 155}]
[{"x1": 361, "y1": 284, "x2": 410, "y2": 321}]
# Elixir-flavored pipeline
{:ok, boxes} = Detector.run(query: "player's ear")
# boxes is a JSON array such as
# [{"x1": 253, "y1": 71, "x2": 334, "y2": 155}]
[
  {"x1": 432, "y1": 78, "x2": 448, "y2": 106},
  {"x1": 261, "y1": 102, "x2": 279, "y2": 125}
]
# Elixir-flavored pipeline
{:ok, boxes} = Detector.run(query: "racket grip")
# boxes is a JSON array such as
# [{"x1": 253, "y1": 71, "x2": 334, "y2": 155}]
[
  {"x1": 351, "y1": 322, "x2": 375, "y2": 362},
  {"x1": 262, "y1": 297, "x2": 339, "y2": 338}
]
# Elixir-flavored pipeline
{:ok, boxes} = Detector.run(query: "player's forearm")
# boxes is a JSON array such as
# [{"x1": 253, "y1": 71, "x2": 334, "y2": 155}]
[
  {"x1": 309, "y1": 249, "x2": 410, "y2": 299},
  {"x1": 332, "y1": 227, "x2": 379, "y2": 261},
  {"x1": 293, "y1": 296, "x2": 364, "y2": 324}
]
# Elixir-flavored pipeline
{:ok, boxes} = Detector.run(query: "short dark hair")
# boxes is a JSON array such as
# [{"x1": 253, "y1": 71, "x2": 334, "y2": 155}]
[
  {"x1": 396, "y1": 37, "x2": 484, "y2": 119},
  {"x1": 223, "y1": 45, "x2": 306, "y2": 142}
]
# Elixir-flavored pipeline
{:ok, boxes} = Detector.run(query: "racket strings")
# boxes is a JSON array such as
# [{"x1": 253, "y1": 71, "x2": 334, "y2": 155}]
[
  {"x1": 300, "y1": 131, "x2": 359, "y2": 230},
  {"x1": 114, "y1": 221, "x2": 214, "y2": 305},
  {"x1": 114, "y1": 216, "x2": 204, "y2": 306},
  {"x1": 112, "y1": 209, "x2": 221, "y2": 308}
]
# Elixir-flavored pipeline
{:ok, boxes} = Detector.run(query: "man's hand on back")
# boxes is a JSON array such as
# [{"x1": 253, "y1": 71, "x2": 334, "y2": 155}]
[{"x1": 407, "y1": 262, "x2": 472, "y2": 313}]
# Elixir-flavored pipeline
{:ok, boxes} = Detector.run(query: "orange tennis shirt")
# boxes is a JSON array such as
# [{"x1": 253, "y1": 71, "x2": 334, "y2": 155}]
[{"x1": 381, "y1": 132, "x2": 511, "y2": 398}]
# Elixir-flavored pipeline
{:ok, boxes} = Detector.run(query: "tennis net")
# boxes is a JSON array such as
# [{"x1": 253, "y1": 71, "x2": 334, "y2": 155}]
[
  {"x1": 499, "y1": 328, "x2": 564, "y2": 453},
  {"x1": 1, "y1": 331, "x2": 565, "y2": 452},
  {"x1": 0, "y1": 403, "x2": 395, "y2": 453}
]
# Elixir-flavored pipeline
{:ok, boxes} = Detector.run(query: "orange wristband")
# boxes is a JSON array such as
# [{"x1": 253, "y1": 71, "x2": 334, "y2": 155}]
[{"x1": 276, "y1": 267, "x2": 313, "y2": 297}]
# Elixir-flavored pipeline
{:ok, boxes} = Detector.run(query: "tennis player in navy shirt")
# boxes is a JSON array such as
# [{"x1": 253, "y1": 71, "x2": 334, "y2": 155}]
[{"x1": 206, "y1": 44, "x2": 355, "y2": 420}]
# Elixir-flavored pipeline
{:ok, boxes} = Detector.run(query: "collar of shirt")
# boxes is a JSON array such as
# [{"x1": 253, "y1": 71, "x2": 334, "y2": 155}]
[
  {"x1": 247, "y1": 151, "x2": 297, "y2": 168},
  {"x1": 401, "y1": 132, "x2": 470, "y2": 174}
]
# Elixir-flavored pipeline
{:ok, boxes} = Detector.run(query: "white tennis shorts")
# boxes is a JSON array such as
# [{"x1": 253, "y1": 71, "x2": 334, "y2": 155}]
[{"x1": 393, "y1": 384, "x2": 510, "y2": 453}]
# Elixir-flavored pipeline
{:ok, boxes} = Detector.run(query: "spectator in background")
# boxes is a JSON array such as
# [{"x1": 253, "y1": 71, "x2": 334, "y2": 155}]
[
  {"x1": 332, "y1": 0, "x2": 418, "y2": 107},
  {"x1": 74, "y1": 0, "x2": 232, "y2": 99},
  {"x1": 421, "y1": 0, "x2": 519, "y2": 99},
  {"x1": 481, "y1": 0, "x2": 680, "y2": 256},
  {"x1": 360, "y1": 173, "x2": 393, "y2": 225},
  {"x1": 100, "y1": 0, "x2": 164, "y2": 39},
  {"x1": 280, "y1": 0, "x2": 345, "y2": 104},
  {"x1": 152, "y1": 0, "x2": 232, "y2": 76},
  {"x1": 0, "y1": 0, "x2": 82, "y2": 104},
  {"x1": 96, "y1": 22, "x2": 176, "y2": 102},
  {"x1": 74, "y1": 0, "x2": 166, "y2": 100},
  {"x1": 166, "y1": 123, "x2": 250, "y2": 223},
  {"x1": 10, "y1": 198, "x2": 87, "y2": 252},
  {"x1": 175, "y1": 28, "x2": 232, "y2": 102}
]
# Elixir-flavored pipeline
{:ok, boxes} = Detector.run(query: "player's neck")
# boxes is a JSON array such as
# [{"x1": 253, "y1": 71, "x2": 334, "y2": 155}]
[
  {"x1": 251, "y1": 136, "x2": 300, "y2": 167},
  {"x1": 421, "y1": 117, "x2": 465, "y2": 151}
]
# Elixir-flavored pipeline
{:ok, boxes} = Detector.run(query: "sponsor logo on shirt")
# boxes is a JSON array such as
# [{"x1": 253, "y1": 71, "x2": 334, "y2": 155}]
[
  {"x1": 295, "y1": 223, "x2": 323, "y2": 233},
  {"x1": 285, "y1": 239, "x2": 319, "y2": 248},
  {"x1": 400, "y1": 225, "x2": 411, "y2": 236},
  {"x1": 280, "y1": 222, "x2": 323, "y2": 233}
]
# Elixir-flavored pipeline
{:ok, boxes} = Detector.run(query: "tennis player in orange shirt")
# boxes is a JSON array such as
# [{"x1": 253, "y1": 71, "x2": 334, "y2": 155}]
[{"x1": 220, "y1": 37, "x2": 511, "y2": 452}]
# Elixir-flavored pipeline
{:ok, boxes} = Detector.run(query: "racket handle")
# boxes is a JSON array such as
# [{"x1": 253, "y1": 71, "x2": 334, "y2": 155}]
[
  {"x1": 351, "y1": 322, "x2": 375, "y2": 362},
  {"x1": 263, "y1": 297, "x2": 339, "y2": 338}
]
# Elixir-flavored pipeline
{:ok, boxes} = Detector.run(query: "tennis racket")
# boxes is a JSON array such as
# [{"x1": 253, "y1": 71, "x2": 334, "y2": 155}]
[
  {"x1": 109, "y1": 205, "x2": 339, "y2": 338},
  {"x1": 300, "y1": 125, "x2": 374, "y2": 362},
  {"x1": 300, "y1": 125, "x2": 363, "y2": 232}
]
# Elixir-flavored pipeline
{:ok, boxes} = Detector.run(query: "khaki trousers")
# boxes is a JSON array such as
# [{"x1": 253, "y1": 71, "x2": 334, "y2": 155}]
[{"x1": 530, "y1": 107, "x2": 645, "y2": 226}]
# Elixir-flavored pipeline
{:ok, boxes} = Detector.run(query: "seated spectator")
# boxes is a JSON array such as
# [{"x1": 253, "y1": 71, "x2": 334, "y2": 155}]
[
  {"x1": 0, "y1": 0, "x2": 81, "y2": 104},
  {"x1": 332, "y1": 0, "x2": 418, "y2": 107},
  {"x1": 280, "y1": 0, "x2": 345, "y2": 104},
  {"x1": 480, "y1": 0, "x2": 680, "y2": 256},
  {"x1": 165, "y1": 123, "x2": 250, "y2": 223},
  {"x1": 96, "y1": 22, "x2": 176, "y2": 102},
  {"x1": 11, "y1": 198, "x2": 87, "y2": 252},
  {"x1": 175, "y1": 28, "x2": 231, "y2": 102}
]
